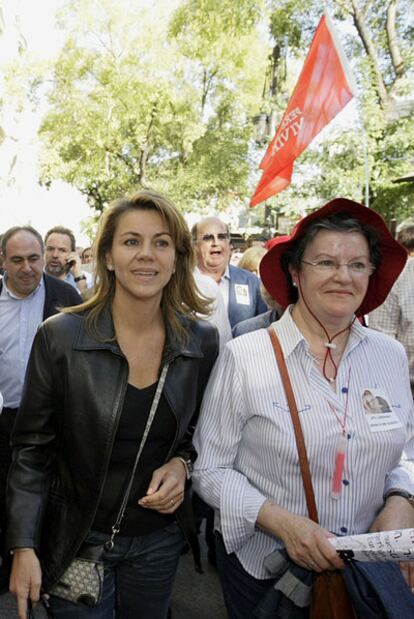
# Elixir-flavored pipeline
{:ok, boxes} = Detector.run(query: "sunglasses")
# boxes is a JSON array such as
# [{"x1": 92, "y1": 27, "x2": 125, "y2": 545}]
[{"x1": 198, "y1": 233, "x2": 230, "y2": 243}]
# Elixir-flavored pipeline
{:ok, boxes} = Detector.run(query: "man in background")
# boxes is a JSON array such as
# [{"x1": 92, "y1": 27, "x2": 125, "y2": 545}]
[
  {"x1": 193, "y1": 268, "x2": 232, "y2": 351},
  {"x1": 0, "y1": 226, "x2": 81, "y2": 590},
  {"x1": 81, "y1": 246, "x2": 94, "y2": 265},
  {"x1": 44, "y1": 225, "x2": 93, "y2": 294},
  {"x1": 192, "y1": 217, "x2": 266, "y2": 328},
  {"x1": 369, "y1": 220, "x2": 414, "y2": 395}
]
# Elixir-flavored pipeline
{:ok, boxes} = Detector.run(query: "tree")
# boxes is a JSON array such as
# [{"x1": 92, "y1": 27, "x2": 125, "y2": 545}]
[
  {"x1": 39, "y1": 0, "x2": 268, "y2": 215},
  {"x1": 333, "y1": 0, "x2": 414, "y2": 221},
  {"x1": 257, "y1": 0, "x2": 414, "y2": 226}
]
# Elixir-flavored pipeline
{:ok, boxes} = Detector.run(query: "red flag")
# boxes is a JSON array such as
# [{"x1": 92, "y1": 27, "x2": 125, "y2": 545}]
[{"x1": 251, "y1": 14, "x2": 355, "y2": 207}]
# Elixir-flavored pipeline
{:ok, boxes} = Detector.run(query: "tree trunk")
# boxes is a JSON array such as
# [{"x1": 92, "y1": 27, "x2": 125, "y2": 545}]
[
  {"x1": 138, "y1": 145, "x2": 148, "y2": 186},
  {"x1": 85, "y1": 184, "x2": 105, "y2": 213},
  {"x1": 138, "y1": 105, "x2": 157, "y2": 186},
  {"x1": 201, "y1": 68, "x2": 217, "y2": 113},
  {"x1": 386, "y1": 0, "x2": 405, "y2": 79},
  {"x1": 350, "y1": 0, "x2": 389, "y2": 109}
]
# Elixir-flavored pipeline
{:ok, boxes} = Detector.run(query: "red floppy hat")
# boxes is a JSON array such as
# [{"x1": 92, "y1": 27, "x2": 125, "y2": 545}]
[
  {"x1": 260, "y1": 198, "x2": 407, "y2": 316},
  {"x1": 265, "y1": 235, "x2": 290, "y2": 251}
]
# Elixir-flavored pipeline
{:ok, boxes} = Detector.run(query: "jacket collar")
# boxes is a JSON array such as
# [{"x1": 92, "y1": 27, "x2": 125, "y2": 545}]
[{"x1": 73, "y1": 304, "x2": 205, "y2": 362}]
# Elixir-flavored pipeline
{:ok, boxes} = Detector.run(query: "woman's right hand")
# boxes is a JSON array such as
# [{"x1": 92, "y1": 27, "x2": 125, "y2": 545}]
[
  {"x1": 9, "y1": 548, "x2": 42, "y2": 619},
  {"x1": 257, "y1": 501, "x2": 344, "y2": 572}
]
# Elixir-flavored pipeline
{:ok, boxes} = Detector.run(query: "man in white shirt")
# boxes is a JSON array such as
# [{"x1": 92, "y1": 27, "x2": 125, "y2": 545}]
[
  {"x1": 192, "y1": 217, "x2": 267, "y2": 328},
  {"x1": 0, "y1": 226, "x2": 81, "y2": 590},
  {"x1": 193, "y1": 268, "x2": 231, "y2": 351}
]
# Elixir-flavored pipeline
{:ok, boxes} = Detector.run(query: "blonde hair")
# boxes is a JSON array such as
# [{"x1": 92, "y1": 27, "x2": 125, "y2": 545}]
[
  {"x1": 64, "y1": 190, "x2": 210, "y2": 343},
  {"x1": 238, "y1": 246, "x2": 267, "y2": 274}
]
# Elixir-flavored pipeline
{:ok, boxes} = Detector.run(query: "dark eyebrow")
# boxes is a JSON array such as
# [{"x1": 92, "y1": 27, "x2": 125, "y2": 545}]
[
  {"x1": 10, "y1": 253, "x2": 42, "y2": 260},
  {"x1": 45, "y1": 244, "x2": 69, "y2": 251},
  {"x1": 119, "y1": 231, "x2": 172, "y2": 238}
]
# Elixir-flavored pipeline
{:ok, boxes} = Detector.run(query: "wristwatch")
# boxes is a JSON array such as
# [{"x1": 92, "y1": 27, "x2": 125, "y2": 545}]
[
  {"x1": 74, "y1": 274, "x2": 87, "y2": 283},
  {"x1": 385, "y1": 489, "x2": 414, "y2": 507}
]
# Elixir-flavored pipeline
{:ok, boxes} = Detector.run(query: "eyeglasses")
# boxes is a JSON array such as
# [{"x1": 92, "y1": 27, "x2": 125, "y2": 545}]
[
  {"x1": 300, "y1": 259, "x2": 375, "y2": 275},
  {"x1": 197, "y1": 233, "x2": 230, "y2": 243}
]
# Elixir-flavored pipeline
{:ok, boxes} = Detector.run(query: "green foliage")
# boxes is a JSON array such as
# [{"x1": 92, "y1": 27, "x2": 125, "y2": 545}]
[
  {"x1": 260, "y1": 0, "x2": 414, "y2": 226},
  {"x1": 269, "y1": 0, "x2": 320, "y2": 53},
  {"x1": 6, "y1": 0, "x2": 409, "y2": 228},
  {"x1": 38, "y1": 0, "x2": 268, "y2": 215}
]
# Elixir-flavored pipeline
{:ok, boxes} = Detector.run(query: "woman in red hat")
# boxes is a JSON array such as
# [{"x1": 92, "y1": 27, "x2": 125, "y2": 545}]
[{"x1": 192, "y1": 198, "x2": 414, "y2": 618}]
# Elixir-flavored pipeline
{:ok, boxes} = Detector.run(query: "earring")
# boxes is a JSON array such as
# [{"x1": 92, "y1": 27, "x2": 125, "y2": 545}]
[
  {"x1": 107, "y1": 265, "x2": 114, "y2": 271},
  {"x1": 292, "y1": 281, "x2": 297, "y2": 287}
]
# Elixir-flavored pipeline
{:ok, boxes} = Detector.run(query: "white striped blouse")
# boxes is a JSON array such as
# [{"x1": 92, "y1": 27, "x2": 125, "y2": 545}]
[{"x1": 193, "y1": 307, "x2": 414, "y2": 579}]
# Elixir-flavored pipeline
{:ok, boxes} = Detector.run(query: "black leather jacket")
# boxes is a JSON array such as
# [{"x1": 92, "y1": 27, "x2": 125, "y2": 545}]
[{"x1": 7, "y1": 306, "x2": 218, "y2": 589}]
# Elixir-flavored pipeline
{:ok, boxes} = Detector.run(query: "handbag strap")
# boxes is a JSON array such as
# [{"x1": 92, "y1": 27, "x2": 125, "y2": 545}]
[
  {"x1": 105, "y1": 362, "x2": 170, "y2": 550},
  {"x1": 267, "y1": 327, "x2": 319, "y2": 524}
]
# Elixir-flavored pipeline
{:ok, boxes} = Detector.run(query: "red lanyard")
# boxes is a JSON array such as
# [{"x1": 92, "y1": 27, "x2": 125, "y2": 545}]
[{"x1": 328, "y1": 366, "x2": 351, "y2": 500}]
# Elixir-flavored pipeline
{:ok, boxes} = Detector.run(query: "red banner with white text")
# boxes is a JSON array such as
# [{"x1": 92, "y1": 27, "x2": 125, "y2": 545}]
[{"x1": 251, "y1": 14, "x2": 355, "y2": 207}]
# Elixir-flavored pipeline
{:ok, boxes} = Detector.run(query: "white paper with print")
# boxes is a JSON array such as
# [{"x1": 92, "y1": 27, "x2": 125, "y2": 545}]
[{"x1": 329, "y1": 528, "x2": 414, "y2": 562}]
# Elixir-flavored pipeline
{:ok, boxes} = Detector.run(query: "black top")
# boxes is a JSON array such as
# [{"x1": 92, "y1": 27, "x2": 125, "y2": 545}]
[{"x1": 92, "y1": 382, "x2": 176, "y2": 536}]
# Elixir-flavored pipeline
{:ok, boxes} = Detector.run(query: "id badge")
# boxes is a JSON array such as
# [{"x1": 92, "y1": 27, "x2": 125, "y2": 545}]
[
  {"x1": 234, "y1": 284, "x2": 250, "y2": 305},
  {"x1": 362, "y1": 388, "x2": 402, "y2": 432}
]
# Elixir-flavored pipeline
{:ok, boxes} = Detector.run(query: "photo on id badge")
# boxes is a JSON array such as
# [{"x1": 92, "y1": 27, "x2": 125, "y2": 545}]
[
  {"x1": 234, "y1": 284, "x2": 250, "y2": 306},
  {"x1": 362, "y1": 388, "x2": 402, "y2": 433},
  {"x1": 362, "y1": 389, "x2": 391, "y2": 415}
]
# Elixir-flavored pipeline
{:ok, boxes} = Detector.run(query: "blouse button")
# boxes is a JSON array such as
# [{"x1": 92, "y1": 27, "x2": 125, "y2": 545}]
[
  {"x1": 340, "y1": 526, "x2": 348, "y2": 534},
  {"x1": 341, "y1": 387, "x2": 348, "y2": 394},
  {"x1": 342, "y1": 479, "x2": 350, "y2": 486}
]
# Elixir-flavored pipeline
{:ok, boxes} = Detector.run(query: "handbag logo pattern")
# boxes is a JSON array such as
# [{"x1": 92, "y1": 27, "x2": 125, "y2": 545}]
[{"x1": 49, "y1": 557, "x2": 104, "y2": 607}]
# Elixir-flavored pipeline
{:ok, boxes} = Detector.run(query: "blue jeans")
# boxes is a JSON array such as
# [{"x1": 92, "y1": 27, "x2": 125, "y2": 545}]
[
  {"x1": 215, "y1": 533, "x2": 277, "y2": 619},
  {"x1": 49, "y1": 523, "x2": 184, "y2": 618}
]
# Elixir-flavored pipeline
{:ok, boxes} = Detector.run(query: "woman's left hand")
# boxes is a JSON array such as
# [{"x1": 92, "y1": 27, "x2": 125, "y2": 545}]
[
  {"x1": 138, "y1": 458, "x2": 186, "y2": 514},
  {"x1": 370, "y1": 495, "x2": 414, "y2": 532}
]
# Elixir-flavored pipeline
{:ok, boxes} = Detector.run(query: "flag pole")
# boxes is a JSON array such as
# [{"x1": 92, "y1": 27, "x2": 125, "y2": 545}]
[
  {"x1": 251, "y1": 13, "x2": 357, "y2": 207},
  {"x1": 360, "y1": 107, "x2": 370, "y2": 208},
  {"x1": 324, "y1": 12, "x2": 370, "y2": 208},
  {"x1": 353, "y1": 90, "x2": 370, "y2": 208}
]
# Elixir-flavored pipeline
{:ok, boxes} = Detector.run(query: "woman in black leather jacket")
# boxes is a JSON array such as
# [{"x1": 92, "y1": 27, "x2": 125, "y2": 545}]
[{"x1": 7, "y1": 190, "x2": 219, "y2": 619}]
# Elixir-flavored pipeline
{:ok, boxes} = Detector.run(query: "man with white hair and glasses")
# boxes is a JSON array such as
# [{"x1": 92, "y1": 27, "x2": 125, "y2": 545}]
[{"x1": 192, "y1": 217, "x2": 267, "y2": 328}]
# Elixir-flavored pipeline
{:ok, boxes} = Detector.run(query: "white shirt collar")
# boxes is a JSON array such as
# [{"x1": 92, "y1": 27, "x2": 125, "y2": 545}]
[
  {"x1": 2, "y1": 273, "x2": 43, "y2": 300},
  {"x1": 274, "y1": 305, "x2": 368, "y2": 360}
]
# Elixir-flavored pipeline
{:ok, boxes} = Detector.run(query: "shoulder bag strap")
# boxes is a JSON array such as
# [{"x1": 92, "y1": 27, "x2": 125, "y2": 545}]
[{"x1": 267, "y1": 327, "x2": 319, "y2": 524}]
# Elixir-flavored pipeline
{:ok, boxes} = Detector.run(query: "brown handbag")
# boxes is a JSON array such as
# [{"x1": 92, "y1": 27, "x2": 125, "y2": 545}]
[{"x1": 268, "y1": 328, "x2": 356, "y2": 619}]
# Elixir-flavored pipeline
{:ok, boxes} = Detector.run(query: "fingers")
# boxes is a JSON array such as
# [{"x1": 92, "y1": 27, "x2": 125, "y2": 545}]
[
  {"x1": 16, "y1": 597, "x2": 28, "y2": 619},
  {"x1": 258, "y1": 503, "x2": 344, "y2": 573},
  {"x1": 10, "y1": 549, "x2": 42, "y2": 619},
  {"x1": 145, "y1": 467, "x2": 165, "y2": 496},
  {"x1": 156, "y1": 493, "x2": 184, "y2": 514},
  {"x1": 66, "y1": 252, "x2": 81, "y2": 271},
  {"x1": 303, "y1": 537, "x2": 345, "y2": 572},
  {"x1": 138, "y1": 460, "x2": 186, "y2": 513},
  {"x1": 139, "y1": 489, "x2": 184, "y2": 513},
  {"x1": 13, "y1": 576, "x2": 41, "y2": 619},
  {"x1": 281, "y1": 517, "x2": 344, "y2": 572}
]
